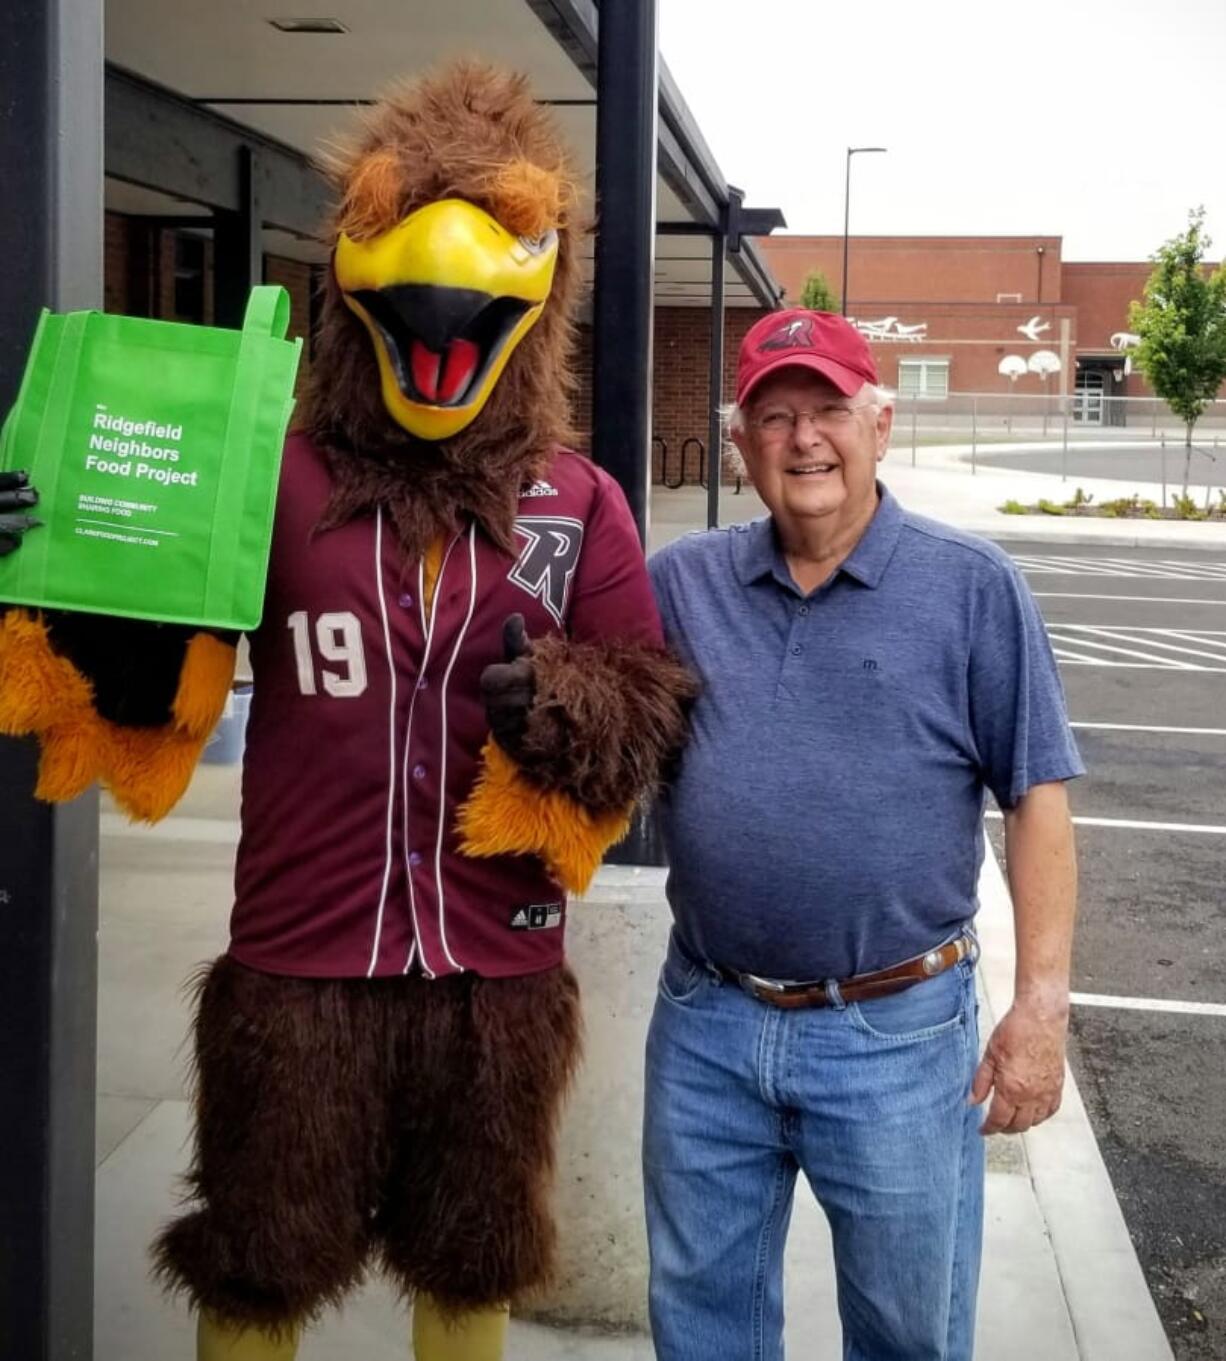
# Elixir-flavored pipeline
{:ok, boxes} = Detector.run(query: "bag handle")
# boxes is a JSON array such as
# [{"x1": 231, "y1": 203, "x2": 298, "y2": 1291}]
[
  {"x1": 201, "y1": 308, "x2": 298, "y2": 623},
  {"x1": 240, "y1": 286, "x2": 291, "y2": 340}
]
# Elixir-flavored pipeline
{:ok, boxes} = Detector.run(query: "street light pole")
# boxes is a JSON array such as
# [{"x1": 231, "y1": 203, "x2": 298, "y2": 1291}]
[{"x1": 841, "y1": 146, "x2": 887, "y2": 316}]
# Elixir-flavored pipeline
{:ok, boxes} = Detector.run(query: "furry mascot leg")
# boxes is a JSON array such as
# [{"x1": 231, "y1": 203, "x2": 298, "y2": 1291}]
[
  {"x1": 198, "y1": 1314, "x2": 299, "y2": 1361},
  {"x1": 412, "y1": 1298, "x2": 509, "y2": 1361}
]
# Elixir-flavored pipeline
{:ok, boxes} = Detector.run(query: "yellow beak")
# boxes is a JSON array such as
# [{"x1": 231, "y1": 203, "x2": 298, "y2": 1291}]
[{"x1": 334, "y1": 199, "x2": 559, "y2": 441}]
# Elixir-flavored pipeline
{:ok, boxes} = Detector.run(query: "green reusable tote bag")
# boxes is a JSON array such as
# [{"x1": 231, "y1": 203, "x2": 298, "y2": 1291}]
[{"x1": 0, "y1": 285, "x2": 301, "y2": 630}]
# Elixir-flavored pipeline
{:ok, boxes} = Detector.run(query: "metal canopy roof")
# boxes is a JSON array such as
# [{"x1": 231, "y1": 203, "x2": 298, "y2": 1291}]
[{"x1": 103, "y1": 0, "x2": 780, "y2": 308}]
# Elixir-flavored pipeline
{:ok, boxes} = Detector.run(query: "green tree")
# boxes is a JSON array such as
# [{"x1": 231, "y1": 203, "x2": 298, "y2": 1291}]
[
  {"x1": 1129, "y1": 208, "x2": 1226, "y2": 497},
  {"x1": 799, "y1": 269, "x2": 839, "y2": 313}
]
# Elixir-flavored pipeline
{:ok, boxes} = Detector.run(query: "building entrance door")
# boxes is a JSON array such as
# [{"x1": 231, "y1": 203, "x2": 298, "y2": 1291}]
[{"x1": 1073, "y1": 368, "x2": 1106, "y2": 424}]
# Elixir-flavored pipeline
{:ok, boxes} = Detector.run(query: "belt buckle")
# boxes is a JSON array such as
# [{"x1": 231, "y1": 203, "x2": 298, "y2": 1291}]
[{"x1": 741, "y1": 972, "x2": 788, "y2": 999}]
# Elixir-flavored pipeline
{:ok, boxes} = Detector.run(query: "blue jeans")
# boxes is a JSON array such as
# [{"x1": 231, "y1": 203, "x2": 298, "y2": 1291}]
[{"x1": 643, "y1": 932, "x2": 984, "y2": 1361}]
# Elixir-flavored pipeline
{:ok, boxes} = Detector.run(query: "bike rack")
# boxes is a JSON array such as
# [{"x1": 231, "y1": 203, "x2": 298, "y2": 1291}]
[
  {"x1": 682, "y1": 436, "x2": 706, "y2": 489},
  {"x1": 658, "y1": 436, "x2": 689, "y2": 490},
  {"x1": 656, "y1": 435, "x2": 741, "y2": 495}
]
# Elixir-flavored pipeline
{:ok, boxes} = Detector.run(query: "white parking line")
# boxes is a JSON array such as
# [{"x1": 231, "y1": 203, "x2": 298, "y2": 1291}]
[
  {"x1": 1035, "y1": 593, "x2": 1226, "y2": 606},
  {"x1": 1017, "y1": 554, "x2": 1226, "y2": 581},
  {"x1": 1047, "y1": 624, "x2": 1226, "y2": 670},
  {"x1": 1071, "y1": 722, "x2": 1226, "y2": 736},
  {"x1": 1065, "y1": 626, "x2": 1226, "y2": 663},
  {"x1": 1071, "y1": 992, "x2": 1226, "y2": 1018},
  {"x1": 984, "y1": 811, "x2": 1226, "y2": 835},
  {"x1": 1058, "y1": 661, "x2": 1226, "y2": 671},
  {"x1": 1049, "y1": 633, "x2": 1205, "y2": 668}
]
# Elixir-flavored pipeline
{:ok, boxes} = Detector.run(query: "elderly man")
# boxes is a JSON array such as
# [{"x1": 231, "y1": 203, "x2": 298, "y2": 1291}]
[{"x1": 644, "y1": 309, "x2": 1082, "y2": 1361}]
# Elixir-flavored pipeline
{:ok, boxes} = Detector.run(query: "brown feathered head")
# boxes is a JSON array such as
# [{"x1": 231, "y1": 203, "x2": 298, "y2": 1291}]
[{"x1": 306, "y1": 60, "x2": 586, "y2": 559}]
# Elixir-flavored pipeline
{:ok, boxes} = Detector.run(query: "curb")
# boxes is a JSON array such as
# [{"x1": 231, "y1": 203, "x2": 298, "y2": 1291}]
[
  {"x1": 962, "y1": 522, "x2": 1226, "y2": 550},
  {"x1": 976, "y1": 840, "x2": 1175, "y2": 1361}
]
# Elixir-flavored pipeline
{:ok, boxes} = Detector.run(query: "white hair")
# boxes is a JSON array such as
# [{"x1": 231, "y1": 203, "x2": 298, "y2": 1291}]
[{"x1": 724, "y1": 382, "x2": 894, "y2": 435}]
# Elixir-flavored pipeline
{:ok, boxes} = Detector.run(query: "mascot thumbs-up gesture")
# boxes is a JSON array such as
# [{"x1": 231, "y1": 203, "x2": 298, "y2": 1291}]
[{"x1": 139, "y1": 61, "x2": 696, "y2": 1361}]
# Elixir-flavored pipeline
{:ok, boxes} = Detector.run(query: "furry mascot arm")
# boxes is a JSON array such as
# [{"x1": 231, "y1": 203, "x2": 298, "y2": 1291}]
[
  {"x1": 0, "y1": 468, "x2": 237, "y2": 821},
  {"x1": 458, "y1": 475, "x2": 697, "y2": 893},
  {"x1": 0, "y1": 605, "x2": 236, "y2": 822}
]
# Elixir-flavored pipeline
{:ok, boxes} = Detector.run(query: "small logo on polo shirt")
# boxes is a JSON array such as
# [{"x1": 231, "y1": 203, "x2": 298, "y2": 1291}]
[
  {"x1": 521, "y1": 479, "x2": 559, "y2": 499},
  {"x1": 510, "y1": 902, "x2": 563, "y2": 931},
  {"x1": 862, "y1": 658, "x2": 879, "y2": 672}
]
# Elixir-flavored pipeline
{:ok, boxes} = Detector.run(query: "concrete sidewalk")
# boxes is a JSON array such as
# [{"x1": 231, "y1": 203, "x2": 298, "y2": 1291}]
[
  {"x1": 93, "y1": 446, "x2": 1188, "y2": 1359},
  {"x1": 95, "y1": 775, "x2": 1171, "y2": 1360},
  {"x1": 652, "y1": 440, "x2": 1226, "y2": 552}
]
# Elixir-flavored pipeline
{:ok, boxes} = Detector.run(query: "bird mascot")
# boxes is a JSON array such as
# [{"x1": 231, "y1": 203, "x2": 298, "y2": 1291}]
[{"x1": 0, "y1": 61, "x2": 695, "y2": 1361}]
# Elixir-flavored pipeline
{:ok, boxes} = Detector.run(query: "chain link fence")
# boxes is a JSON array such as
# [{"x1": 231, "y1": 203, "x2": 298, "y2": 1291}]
[
  {"x1": 654, "y1": 394, "x2": 1226, "y2": 494},
  {"x1": 896, "y1": 391, "x2": 1226, "y2": 451}
]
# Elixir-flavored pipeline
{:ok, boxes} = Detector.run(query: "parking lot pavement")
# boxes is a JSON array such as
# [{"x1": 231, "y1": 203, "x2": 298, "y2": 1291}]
[
  {"x1": 977, "y1": 443, "x2": 1226, "y2": 491},
  {"x1": 990, "y1": 540, "x2": 1226, "y2": 1361}
]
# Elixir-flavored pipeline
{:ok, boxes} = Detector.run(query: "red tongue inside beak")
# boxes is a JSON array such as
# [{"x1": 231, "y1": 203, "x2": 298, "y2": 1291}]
[{"x1": 409, "y1": 338, "x2": 480, "y2": 404}]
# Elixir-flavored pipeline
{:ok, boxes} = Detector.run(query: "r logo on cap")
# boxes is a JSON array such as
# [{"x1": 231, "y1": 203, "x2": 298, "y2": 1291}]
[{"x1": 759, "y1": 317, "x2": 817, "y2": 353}]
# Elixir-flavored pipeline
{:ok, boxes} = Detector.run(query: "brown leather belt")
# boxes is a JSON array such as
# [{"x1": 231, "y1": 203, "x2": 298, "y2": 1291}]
[{"x1": 716, "y1": 933, "x2": 975, "y2": 1010}]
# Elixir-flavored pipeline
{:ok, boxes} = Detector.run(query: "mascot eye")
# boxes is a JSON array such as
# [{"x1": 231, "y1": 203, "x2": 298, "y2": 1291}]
[{"x1": 517, "y1": 230, "x2": 557, "y2": 256}]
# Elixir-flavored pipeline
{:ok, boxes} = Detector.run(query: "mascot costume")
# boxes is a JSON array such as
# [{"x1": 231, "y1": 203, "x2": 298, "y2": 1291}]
[{"x1": 0, "y1": 61, "x2": 695, "y2": 1360}]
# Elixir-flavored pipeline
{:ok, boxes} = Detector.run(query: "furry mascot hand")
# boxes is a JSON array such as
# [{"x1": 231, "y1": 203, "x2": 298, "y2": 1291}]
[
  {"x1": 480, "y1": 614, "x2": 535, "y2": 761},
  {"x1": 0, "y1": 470, "x2": 41, "y2": 555}
]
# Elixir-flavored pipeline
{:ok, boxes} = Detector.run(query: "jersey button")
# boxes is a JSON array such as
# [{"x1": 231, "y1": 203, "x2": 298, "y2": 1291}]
[
  {"x1": 397, "y1": 592, "x2": 414, "y2": 609},
  {"x1": 408, "y1": 851, "x2": 423, "y2": 868},
  {"x1": 798, "y1": 605, "x2": 810, "y2": 616},
  {"x1": 412, "y1": 763, "x2": 427, "y2": 781},
  {"x1": 417, "y1": 677, "x2": 429, "y2": 691},
  {"x1": 791, "y1": 644, "x2": 802, "y2": 656}
]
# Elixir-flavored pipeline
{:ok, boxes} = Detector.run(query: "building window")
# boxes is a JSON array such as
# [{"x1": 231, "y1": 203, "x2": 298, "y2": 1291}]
[{"x1": 897, "y1": 358, "x2": 950, "y2": 399}]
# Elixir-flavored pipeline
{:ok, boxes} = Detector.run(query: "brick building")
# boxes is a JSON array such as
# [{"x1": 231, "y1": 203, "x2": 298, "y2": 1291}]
[{"x1": 758, "y1": 234, "x2": 1224, "y2": 419}]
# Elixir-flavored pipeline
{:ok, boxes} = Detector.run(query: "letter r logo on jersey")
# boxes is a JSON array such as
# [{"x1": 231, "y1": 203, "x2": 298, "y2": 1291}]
[{"x1": 508, "y1": 516, "x2": 584, "y2": 624}]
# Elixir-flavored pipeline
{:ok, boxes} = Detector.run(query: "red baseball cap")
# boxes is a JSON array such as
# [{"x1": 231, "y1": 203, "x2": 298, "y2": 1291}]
[{"x1": 736, "y1": 308, "x2": 878, "y2": 406}]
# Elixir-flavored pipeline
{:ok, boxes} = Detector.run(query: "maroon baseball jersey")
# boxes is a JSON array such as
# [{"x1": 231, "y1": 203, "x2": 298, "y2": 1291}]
[{"x1": 228, "y1": 433, "x2": 662, "y2": 980}]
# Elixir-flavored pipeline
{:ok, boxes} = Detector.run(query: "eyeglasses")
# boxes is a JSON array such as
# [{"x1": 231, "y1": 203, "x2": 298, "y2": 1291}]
[{"x1": 748, "y1": 401, "x2": 875, "y2": 438}]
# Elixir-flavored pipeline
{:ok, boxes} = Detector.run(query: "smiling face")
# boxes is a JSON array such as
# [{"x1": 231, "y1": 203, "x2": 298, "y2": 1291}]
[{"x1": 731, "y1": 367, "x2": 893, "y2": 537}]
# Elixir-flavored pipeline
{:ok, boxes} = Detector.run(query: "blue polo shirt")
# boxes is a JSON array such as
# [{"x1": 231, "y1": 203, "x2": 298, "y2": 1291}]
[{"x1": 648, "y1": 486, "x2": 1084, "y2": 981}]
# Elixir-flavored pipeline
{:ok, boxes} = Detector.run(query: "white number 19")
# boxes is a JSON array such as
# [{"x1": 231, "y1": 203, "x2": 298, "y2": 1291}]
[{"x1": 288, "y1": 611, "x2": 368, "y2": 698}]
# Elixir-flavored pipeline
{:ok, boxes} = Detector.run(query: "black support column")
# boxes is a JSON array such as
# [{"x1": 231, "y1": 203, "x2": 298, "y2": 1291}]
[
  {"x1": 590, "y1": 0, "x2": 658, "y2": 542},
  {"x1": 214, "y1": 145, "x2": 262, "y2": 327},
  {"x1": 593, "y1": 0, "x2": 661, "y2": 864},
  {"x1": 706, "y1": 230, "x2": 726, "y2": 530},
  {"x1": 0, "y1": 0, "x2": 103, "y2": 1356}
]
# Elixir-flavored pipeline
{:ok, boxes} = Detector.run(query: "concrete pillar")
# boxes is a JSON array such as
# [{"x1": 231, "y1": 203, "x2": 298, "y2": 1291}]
[{"x1": 528, "y1": 867, "x2": 670, "y2": 1329}]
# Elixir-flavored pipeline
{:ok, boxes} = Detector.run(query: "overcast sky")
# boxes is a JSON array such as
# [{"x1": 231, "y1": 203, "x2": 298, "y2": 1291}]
[{"x1": 658, "y1": 0, "x2": 1226, "y2": 262}]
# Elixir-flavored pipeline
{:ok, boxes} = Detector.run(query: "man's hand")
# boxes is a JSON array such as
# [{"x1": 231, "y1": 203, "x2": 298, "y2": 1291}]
[
  {"x1": 974, "y1": 779, "x2": 1077, "y2": 1136},
  {"x1": 0, "y1": 471, "x2": 41, "y2": 557},
  {"x1": 971, "y1": 997, "x2": 1068, "y2": 1134},
  {"x1": 480, "y1": 613, "x2": 536, "y2": 760}
]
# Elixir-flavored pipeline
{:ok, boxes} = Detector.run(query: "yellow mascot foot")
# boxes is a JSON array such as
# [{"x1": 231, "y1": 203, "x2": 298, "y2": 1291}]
[
  {"x1": 412, "y1": 1297, "x2": 509, "y2": 1361},
  {"x1": 197, "y1": 1312, "x2": 300, "y2": 1361}
]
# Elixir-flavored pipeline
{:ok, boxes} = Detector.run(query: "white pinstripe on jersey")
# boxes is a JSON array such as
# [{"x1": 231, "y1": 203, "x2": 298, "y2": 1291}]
[
  {"x1": 364, "y1": 507, "x2": 400, "y2": 977},
  {"x1": 400, "y1": 534, "x2": 461, "y2": 978},
  {"x1": 428, "y1": 523, "x2": 480, "y2": 973}
]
